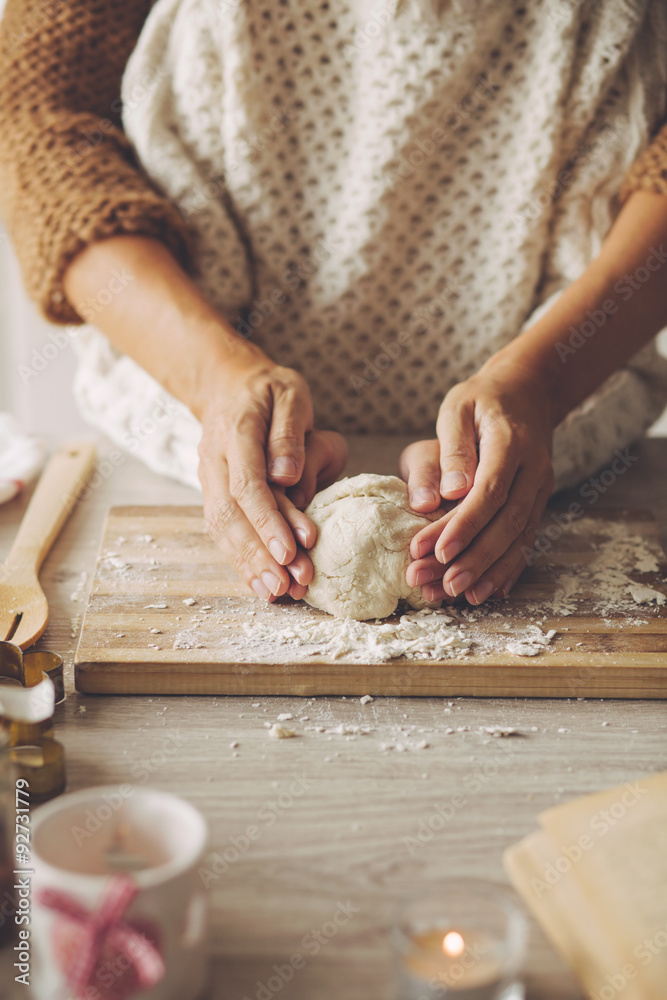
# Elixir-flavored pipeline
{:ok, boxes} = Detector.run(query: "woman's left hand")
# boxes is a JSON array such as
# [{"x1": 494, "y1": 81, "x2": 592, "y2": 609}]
[{"x1": 399, "y1": 357, "x2": 556, "y2": 605}]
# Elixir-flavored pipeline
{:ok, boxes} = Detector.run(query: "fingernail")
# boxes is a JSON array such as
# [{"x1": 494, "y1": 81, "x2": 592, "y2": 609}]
[
  {"x1": 269, "y1": 538, "x2": 289, "y2": 563},
  {"x1": 441, "y1": 539, "x2": 463, "y2": 564},
  {"x1": 295, "y1": 528, "x2": 309, "y2": 548},
  {"x1": 447, "y1": 570, "x2": 473, "y2": 597},
  {"x1": 288, "y1": 559, "x2": 305, "y2": 582},
  {"x1": 251, "y1": 578, "x2": 271, "y2": 600},
  {"x1": 411, "y1": 487, "x2": 437, "y2": 507},
  {"x1": 270, "y1": 457, "x2": 297, "y2": 479},
  {"x1": 261, "y1": 570, "x2": 283, "y2": 595},
  {"x1": 441, "y1": 472, "x2": 468, "y2": 495},
  {"x1": 470, "y1": 579, "x2": 495, "y2": 605},
  {"x1": 414, "y1": 539, "x2": 430, "y2": 558},
  {"x1": 414, "y1": 567, "x2": 435, "y2": 586},
  {"x1": 501, "y1": 577, "x2": 517, "y2": 598}
]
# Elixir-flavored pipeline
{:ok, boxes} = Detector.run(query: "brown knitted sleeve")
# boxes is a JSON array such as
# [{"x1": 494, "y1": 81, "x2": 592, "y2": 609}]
[
  {"x1": 0, "y1": 0, "x2": 193, "y2": 324},
  {"x1": 618, "y1": 119, "x2": 667, "y2": 204}
]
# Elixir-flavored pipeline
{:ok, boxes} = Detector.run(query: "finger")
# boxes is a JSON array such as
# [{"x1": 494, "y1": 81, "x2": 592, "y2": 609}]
[
  {"x1": 266, "y1": 374, "x2": 313, "y2": 486},
  {"x1": 434, "y1": 419, "x2": 520, "y2": 565},
  {"x1": 285, "y1": 548, "x2": 314, "y2": 587},
  {"x1": 443, "y1": 471, "x2": 551, "y2": 601},
  {"x1": 288, "y1": 430, "x2": 348, "y2": 510},
  {"x1": 462, "y1": 491, "x2": 547, "y2": 605},
  {"x1": 436, "y1": 393, "x2": 479, "y2": 499},
  {"x1": 199, "y1": 453, "x2": 291, "y2": 598},
  {"x1": 288, "y1": 581, "x2": 308, "y2": 601},
  {"x1": 398, "y1": 439, "x2": 442, "y2": 512},
  {"x1": 405, "y1": 554, "x2": 443, "y2": 589},
  {"x1": 274, "y1": 487, "x2": 317, "y2": 549},
  {"x1": 227, "y1": 413, "x2": 298, "y2": 565},
  {"x1": 409, "y1": 506, "x2": 459, "y2": 560},
  {"x1": 421, "y1": 581, "x2": 447, "y2": 603}
]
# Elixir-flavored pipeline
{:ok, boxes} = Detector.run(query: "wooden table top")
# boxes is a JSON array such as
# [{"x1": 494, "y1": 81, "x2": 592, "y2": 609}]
[{"x1": 2, "y1": 434, "x2": 666, "y2": 1000}]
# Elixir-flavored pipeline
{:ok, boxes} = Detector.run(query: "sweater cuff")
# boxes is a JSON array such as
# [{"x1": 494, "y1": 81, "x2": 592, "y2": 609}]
[
  {"x1": 34, "y1": 196, "x2": 194, "y2": 326},
  {"x1": 618, "y1": 121, "x2": 667, "y2": 205}
]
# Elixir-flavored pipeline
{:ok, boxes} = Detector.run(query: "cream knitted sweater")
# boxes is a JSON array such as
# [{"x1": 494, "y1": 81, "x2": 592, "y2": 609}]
[{"x1": 71, "y1": 0, "x2": 667, "y2": 491}]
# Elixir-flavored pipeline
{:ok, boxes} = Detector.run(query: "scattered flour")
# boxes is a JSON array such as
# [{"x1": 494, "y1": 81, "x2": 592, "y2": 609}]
[
  {"x1": 268, "y1": 723, "x2": 297, "y2": 739},
  {"x1": 92, "y1": 513, "x2": 665, "y2": 664}
]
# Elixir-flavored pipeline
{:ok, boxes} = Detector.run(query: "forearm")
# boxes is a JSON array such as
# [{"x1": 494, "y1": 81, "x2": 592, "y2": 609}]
[
  {"x1": 63, "y1": 235, "x2": 266, "y2": 419},
  {"x1": 484, "y1": 190, "x2": 667, "y2": 425}
]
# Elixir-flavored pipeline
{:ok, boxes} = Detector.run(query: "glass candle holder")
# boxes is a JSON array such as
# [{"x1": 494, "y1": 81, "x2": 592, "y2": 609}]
[{"x1": 392, "y1": 879, "x2": 528, "y2": 1000}]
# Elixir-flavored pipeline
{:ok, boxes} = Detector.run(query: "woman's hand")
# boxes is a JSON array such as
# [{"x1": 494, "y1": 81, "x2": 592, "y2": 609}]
[
  {"x1": 400, "y1": 357, "x2": 555, "y2": 605},
  {"x1": 269, "y1": 428, "x2": 348, "y2": 600},
  {"x1": 198, "y1": 348, "x2": 347, "y2": 601}
]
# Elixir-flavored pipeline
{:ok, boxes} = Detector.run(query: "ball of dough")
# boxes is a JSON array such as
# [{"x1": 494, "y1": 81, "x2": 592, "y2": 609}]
[{"x1": 303, "y1": 473, "x2": 441, "y2": 620}]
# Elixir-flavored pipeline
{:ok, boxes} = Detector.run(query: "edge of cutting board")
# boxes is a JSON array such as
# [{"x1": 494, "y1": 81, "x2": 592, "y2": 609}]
[{"x1": 74, "y1": 656, "x2": 667, "y2": 698}]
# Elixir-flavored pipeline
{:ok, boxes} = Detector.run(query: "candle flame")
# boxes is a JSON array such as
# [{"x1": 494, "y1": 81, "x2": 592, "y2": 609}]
[{"x1": 442, "y1": 931, "x2": 465, "y2": 957}]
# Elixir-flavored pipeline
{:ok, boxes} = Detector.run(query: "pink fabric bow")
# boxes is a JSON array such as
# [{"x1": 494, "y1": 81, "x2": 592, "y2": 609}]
[{"x1": 37, "y1": 873, "x2": 165, "y2": 1000}]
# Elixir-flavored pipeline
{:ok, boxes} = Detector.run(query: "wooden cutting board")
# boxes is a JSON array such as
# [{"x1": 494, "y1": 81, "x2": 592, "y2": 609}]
[{"x1": 74, "y1": 505, "x2": 667, "y2": 698}]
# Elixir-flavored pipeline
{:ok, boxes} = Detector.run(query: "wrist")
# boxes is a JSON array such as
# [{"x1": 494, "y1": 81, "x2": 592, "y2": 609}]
[
  {"x1": 189, "y1": 328, "x2": 274, "y2": 421},
  {"x1": 476, "y1": 347, "x2": 559, "y2": 431}
]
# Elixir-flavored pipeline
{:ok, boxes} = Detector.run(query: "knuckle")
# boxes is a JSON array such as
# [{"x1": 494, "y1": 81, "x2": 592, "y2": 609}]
[
  {"x1": 238, "y1": 536, "x2": 262, "y2": 568},
  {"x1": 228, "y1": 470, "x2": 255, "y2": 504},
  {"x1": 252, "y1": 506, "x2": 276, "y2": 537},
  {"x1": 232, "y1": 408, "x2": 264, "y2": 437},
  {"x1": 521, "y1": 514, "x2": 541, "y2": 544},
  {"x1": 483, "y1": 477, "x2": 509, "y2": 508},
  {"x1": 204, "y1": 501, "x2": 235, "y2": 541},
  {"x1": 269, "y1": 429, "x2": 303, "y2": 454},
  {"x1": 505, "y1": 503, "x2": 529, "y2": 537},
  {"x1": 441, "y1": 382, "x2": 468, "y2": 407},
  {"x1": 411, "y1": 461, "x2": 439, "y2": 482},
  {"x1": 229, "y1": 551, "x2": 254, "y2": 583},
  {"x1": 473, "y1": 543, "x2": 497, "y2": 569},
  {"x1": 440, "y1": 445, "x2": 474, "y2": 463}
]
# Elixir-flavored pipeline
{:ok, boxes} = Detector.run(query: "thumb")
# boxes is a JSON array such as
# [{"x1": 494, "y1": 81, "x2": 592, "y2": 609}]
[{"x1": 436, "y1": 395, "x2": 478, "y2": 500}]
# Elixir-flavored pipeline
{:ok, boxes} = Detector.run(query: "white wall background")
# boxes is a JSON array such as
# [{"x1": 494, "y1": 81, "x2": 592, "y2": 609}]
[
  {"x1": 1, "y1": 231, "x2": 86, "y2": 440},
  {"x1": 0, "y1": 0, "x2": 86, "y2": 442}
]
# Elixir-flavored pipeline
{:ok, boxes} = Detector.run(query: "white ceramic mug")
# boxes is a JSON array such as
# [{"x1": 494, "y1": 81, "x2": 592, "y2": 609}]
[{"x1": 28, "y1": 785, "x2": 209, "y2": 1000}]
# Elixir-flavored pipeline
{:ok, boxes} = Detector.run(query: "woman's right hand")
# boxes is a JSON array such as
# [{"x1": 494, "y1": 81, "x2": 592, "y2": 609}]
[{"x1": 197, "y1": 346, "x2": 347, "y2": 601}]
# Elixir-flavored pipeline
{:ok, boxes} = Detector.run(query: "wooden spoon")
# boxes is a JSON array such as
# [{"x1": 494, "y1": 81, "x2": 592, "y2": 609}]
[{"x1": 0, "y1": 441, "x2": 96, "y2": 649}]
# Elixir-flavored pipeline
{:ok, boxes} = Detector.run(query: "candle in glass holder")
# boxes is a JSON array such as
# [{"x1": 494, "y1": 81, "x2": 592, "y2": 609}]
[{"x1": 393, "y1": 880, "x2": 527, "y2": 1000}]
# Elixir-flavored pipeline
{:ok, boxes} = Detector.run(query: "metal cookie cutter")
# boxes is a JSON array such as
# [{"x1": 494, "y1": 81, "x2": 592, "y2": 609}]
[{"x1": 0, "y1": 641, "x2": 66, "y2": 803}]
